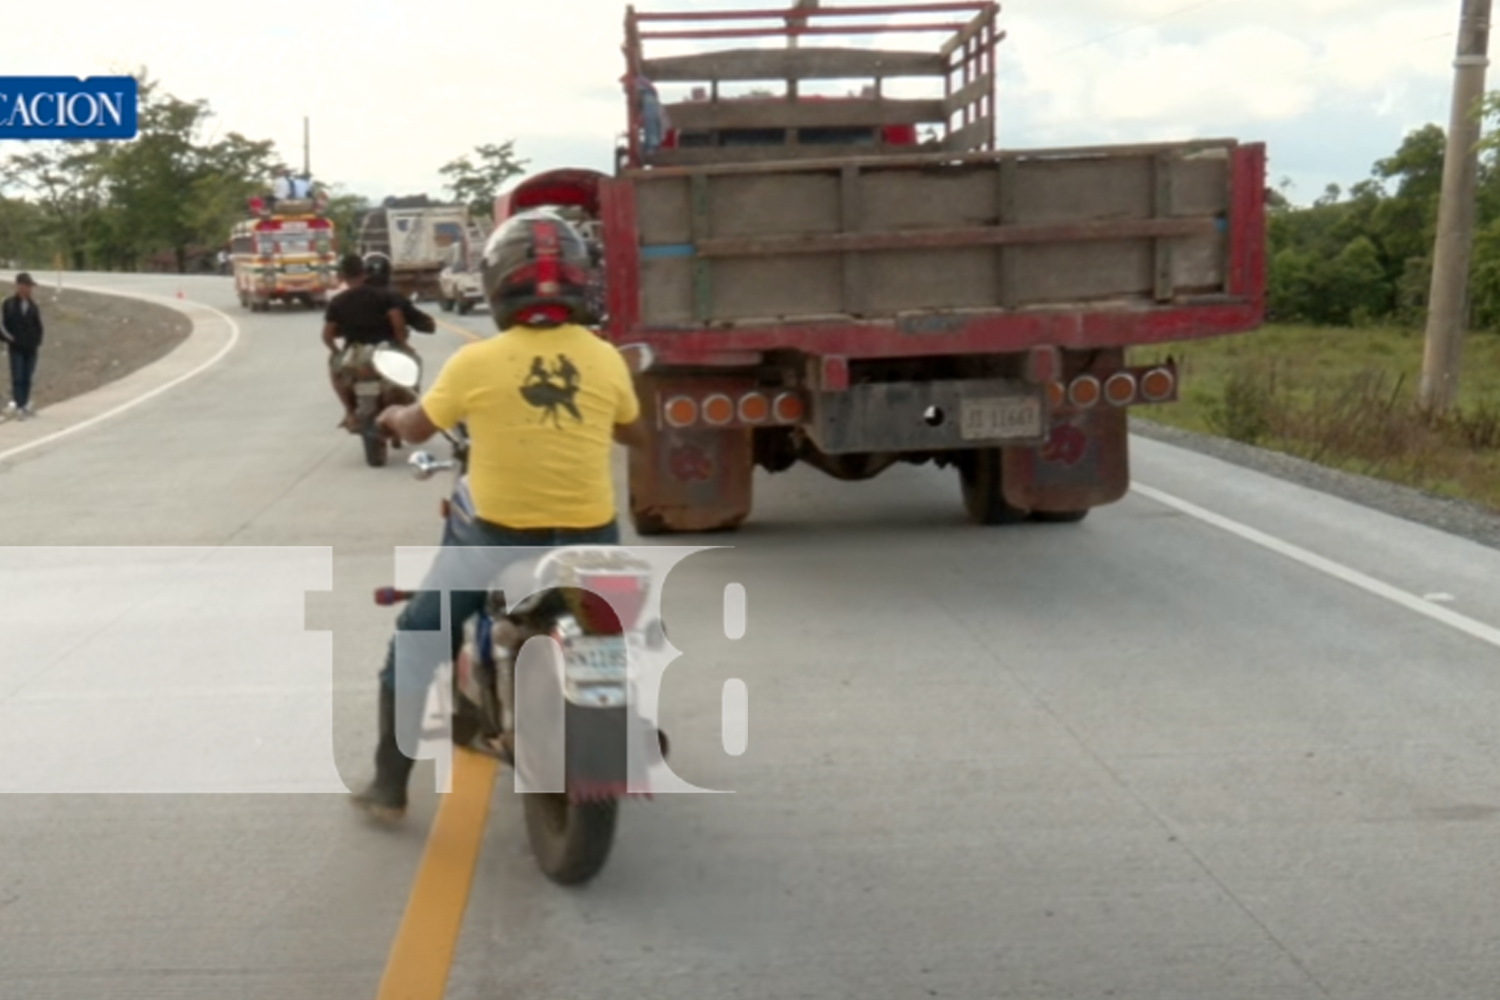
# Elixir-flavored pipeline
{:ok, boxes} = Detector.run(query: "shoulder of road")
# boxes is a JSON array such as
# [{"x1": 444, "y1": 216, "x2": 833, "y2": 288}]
[{"x1": 1132, "y1": 417, "x2": 1500, "y2": 553}]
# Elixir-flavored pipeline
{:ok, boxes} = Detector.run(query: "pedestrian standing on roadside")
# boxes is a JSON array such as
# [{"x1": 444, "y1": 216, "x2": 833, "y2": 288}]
[{"x1": 1, "y1": 273, "x2": 43, "y2": 420}]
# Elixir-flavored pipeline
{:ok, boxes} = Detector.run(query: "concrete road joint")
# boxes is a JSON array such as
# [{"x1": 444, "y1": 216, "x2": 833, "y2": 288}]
[
  {"x1": 0, "y1": 285, "x2": 240, "y2": 466},
  {"x1": 1134, "y1": 482, "x2": 1500, "y2": 652}
]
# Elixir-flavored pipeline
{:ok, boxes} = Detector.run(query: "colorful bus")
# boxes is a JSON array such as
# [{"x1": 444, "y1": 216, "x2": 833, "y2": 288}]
[{"x1": 229, "y1": 198, "x2": 337, "y2": 311}]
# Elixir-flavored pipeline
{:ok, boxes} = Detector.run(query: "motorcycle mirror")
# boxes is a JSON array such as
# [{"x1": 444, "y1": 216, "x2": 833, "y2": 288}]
[
  {"x1": 617, "y1": 342, "x2": 655, "y2": 375},
  {"x1": 373, "y1": 348, "x2": 421, "y2": 389}
]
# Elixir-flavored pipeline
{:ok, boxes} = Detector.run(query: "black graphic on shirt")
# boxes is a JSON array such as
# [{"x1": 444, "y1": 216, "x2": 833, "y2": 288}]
[{"x1": 521, "y1": 354, "x2": 583, "y2": 428}]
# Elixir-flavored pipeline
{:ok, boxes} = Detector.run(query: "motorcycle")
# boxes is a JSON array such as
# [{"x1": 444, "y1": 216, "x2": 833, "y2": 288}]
[
  {"x1": 343, "y1": 335, "x2": 430, "y2": 468},
  {"x1": 369, "y1": 344, "x2": 670, "y2": 886}
]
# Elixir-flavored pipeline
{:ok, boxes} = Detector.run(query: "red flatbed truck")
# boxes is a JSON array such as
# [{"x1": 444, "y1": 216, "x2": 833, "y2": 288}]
[{"x1": 497, "y1": 1, "x2": 1267, "y2": 535}]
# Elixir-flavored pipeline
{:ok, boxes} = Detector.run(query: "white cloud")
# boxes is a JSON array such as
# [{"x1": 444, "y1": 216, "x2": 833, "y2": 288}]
[{"x1": 0, "y1": 0, "x2": 1474, "y2": 203}]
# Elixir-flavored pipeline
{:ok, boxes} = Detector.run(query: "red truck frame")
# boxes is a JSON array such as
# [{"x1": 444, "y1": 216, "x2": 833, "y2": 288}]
[{"x1": 496, "y1": 1, "x2": 1267, "y2": 534}]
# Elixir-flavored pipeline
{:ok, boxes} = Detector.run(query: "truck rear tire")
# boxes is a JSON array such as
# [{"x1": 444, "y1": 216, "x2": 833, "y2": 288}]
[{"x1": 959, "y1": 448, "x2": 1027, "y2": 525}]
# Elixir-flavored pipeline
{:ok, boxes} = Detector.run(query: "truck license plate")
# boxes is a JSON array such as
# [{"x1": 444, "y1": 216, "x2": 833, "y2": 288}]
[
  {"x1": 960, "y1": 396, "x2": 1043, "y2": 441},
  {"x1": 564, "y1": 636, "x2": 628, "y2": 683}
]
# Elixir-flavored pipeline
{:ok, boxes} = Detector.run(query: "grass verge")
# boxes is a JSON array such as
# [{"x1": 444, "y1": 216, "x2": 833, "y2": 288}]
[{"x1": 1128, "y1": 324, "x2": 1500, "y2": 513}]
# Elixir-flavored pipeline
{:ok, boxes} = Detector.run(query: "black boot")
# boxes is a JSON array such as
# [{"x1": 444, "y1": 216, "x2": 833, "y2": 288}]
[{"x1": 351, "y1": 684, "x2": 416, "y2": 823}]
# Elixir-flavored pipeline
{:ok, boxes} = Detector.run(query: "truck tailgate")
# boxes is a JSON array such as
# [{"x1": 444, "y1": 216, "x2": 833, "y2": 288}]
[{"x1": 604, "y1": 140, "x2": 1265, "y2": 358}]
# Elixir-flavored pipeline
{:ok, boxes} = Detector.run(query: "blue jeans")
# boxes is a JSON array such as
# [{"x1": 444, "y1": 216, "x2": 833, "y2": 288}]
[
  {"x1": 8, "y1": 348, "x2": 37, "y2": 409},
  {"x1": 378, "y1": 514, "x2": 621, "y2": 696}
]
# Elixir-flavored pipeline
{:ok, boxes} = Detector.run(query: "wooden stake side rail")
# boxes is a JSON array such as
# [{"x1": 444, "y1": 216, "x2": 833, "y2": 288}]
[
  {"x1": 630, "y1": 2, "x2": 996, "y2": 23},
  {"x1": 639, "y1": 22, "x2": 972, "y2": 41},
  {"x1": 641, "y1": 48, "x2": 946, "y2": 83},
  {"x1": 624, "y1": 139, "x2": 1243, "y2": 179},
  {"x1": 624, "y1": 2, "x2": 1004, "y2": 168},
  {"x1": 665, "y1": 97, "x2": 950, "y2": 132},
  {"x1": 604, "y1": 141, "x2": 1267, "y2": 339},
  {"x1": 692, "y1": 217, "x2": 1221, "y2": 258}
]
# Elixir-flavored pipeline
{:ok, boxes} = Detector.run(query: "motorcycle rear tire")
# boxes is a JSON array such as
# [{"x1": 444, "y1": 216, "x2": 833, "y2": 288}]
[
  {"x1": 360, "y1": 416, "x2": 388, "y2": 468},
  {"x1": 523, "y1": 794, "x2": 619, "y2": 886}
]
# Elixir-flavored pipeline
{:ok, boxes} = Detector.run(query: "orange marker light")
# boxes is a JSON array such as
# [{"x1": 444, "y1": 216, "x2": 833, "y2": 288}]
[
  {"x1": 773, "y1": 392, "x2": 804, "y2": 423},
  {"x1": 1068, "y1": 375, "x2": 1101, "y2": 408},
  {"x1": 1046, "y1": 381, "x2": 1066, "y2": 408},
  {"x1": 664, "y1": 396, "x2": 697, "y2": 428},
  {"x1": 702, "y1": 394, "x2": 735, "y2": 426},
  {"x1": 739, "y1": 392, "x2": 770, "y2": 424},
  {"x1": 1104, "y1": 373, "x2": 1136, "y2": 406},
  {"x1": 1140, "y1": 367, "x2": 1175, "y2": 402}
]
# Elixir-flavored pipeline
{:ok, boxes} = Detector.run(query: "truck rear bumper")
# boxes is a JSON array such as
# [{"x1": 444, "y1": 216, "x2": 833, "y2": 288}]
[{"x1": 806, "y1": 378, "x2": 1047, "y2": 454}]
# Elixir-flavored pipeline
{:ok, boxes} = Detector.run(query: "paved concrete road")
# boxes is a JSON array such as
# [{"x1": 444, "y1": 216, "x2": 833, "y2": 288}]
[{"x1": 3, "y1": 273, "x2": 1500, "y2": 999}]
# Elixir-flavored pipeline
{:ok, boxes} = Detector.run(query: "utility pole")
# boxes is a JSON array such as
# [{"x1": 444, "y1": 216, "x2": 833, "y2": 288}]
[{"x1": 1421, "y1": 0, "x2": 1492, "y2": 416}]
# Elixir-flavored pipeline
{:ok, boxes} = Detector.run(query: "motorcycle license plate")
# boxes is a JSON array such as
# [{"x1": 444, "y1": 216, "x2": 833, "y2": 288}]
[
  {"x1": 959, "y1": 395, "x2": 1043, "y2": 442},
  {"x1": 564, "y1": 636, "x2": 628, "y2": 683}
]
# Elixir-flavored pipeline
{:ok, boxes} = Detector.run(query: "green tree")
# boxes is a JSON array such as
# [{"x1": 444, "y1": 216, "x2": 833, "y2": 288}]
[
  {"x1": 106, "y1": 73, "x2": 280, "y2": 272},
  {"x1": 0, "y1": 141, "x2": 114, "y2": 269},
  {"x1": 0, "y1": 195, "x2": 51, "y2": 268},
  {"x1": 439, "y1": 141, "x2": 528, "y2": 220},
  {"x1": 321, "y1": 187, "x2": 372, "y2": 255}
]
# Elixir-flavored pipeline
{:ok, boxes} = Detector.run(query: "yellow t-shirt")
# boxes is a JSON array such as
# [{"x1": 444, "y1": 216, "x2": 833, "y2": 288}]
[{"x1": 419, "y1": 324, "x2": 641, "y2": 529}]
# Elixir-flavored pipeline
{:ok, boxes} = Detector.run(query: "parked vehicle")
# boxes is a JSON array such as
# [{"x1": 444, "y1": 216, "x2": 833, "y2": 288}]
[
  {"x1": 370, "y1": 346, "x2": 669, "y2": 886},
  {"x1": 492, "y1": 1, "x2": 1267, "y2": 534}
]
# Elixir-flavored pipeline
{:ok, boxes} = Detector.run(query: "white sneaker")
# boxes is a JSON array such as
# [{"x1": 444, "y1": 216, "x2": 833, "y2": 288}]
[{"x1": 20, "y1": 406, "x2": 35, "y2": 418}]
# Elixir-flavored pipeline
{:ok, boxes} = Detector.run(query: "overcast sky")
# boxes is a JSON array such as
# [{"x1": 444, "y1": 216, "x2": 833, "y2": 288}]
[{"x1": 2, "y1": 0, "x2": 1462, "y2": 206}]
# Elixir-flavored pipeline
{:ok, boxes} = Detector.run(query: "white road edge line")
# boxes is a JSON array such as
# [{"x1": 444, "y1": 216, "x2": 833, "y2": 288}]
[
  {"x1": 0, "y1": 286, "x2": 241, "y2": 465},
  {"x1": 1132, "y1": 482, "x2": 1500, "y2": 652}
]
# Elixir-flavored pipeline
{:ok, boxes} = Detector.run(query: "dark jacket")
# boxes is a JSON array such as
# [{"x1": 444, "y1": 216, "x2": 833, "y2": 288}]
[
  {"x1": 1, "y1": 295, "x2": 43, "y2": 353},
  {"x1": 385, "y1": 289, "x2": 435, "y2": 334}
]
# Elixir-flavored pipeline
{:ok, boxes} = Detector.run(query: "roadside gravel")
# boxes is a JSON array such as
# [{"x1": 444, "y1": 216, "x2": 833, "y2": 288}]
[{"x1": 0, "y1": 280, "x2": 190, "y2": 415}]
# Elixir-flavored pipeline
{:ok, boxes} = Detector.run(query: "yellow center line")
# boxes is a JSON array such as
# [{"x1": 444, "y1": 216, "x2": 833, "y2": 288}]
[
  {"x1": 434, "y1": 317, "x2": 481, "y2": 343},
  {"x1": 376, "y1": 748, "x2": 500, "y2": 1000}
]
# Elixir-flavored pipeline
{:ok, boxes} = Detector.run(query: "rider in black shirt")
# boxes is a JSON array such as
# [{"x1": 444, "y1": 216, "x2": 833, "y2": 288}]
[
  {"x1": 323, "y1": 254, "x2": 407, "y2": 429},
  {"x1": 361, "y1": 252, "x2": 436, "y2": 336}
]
